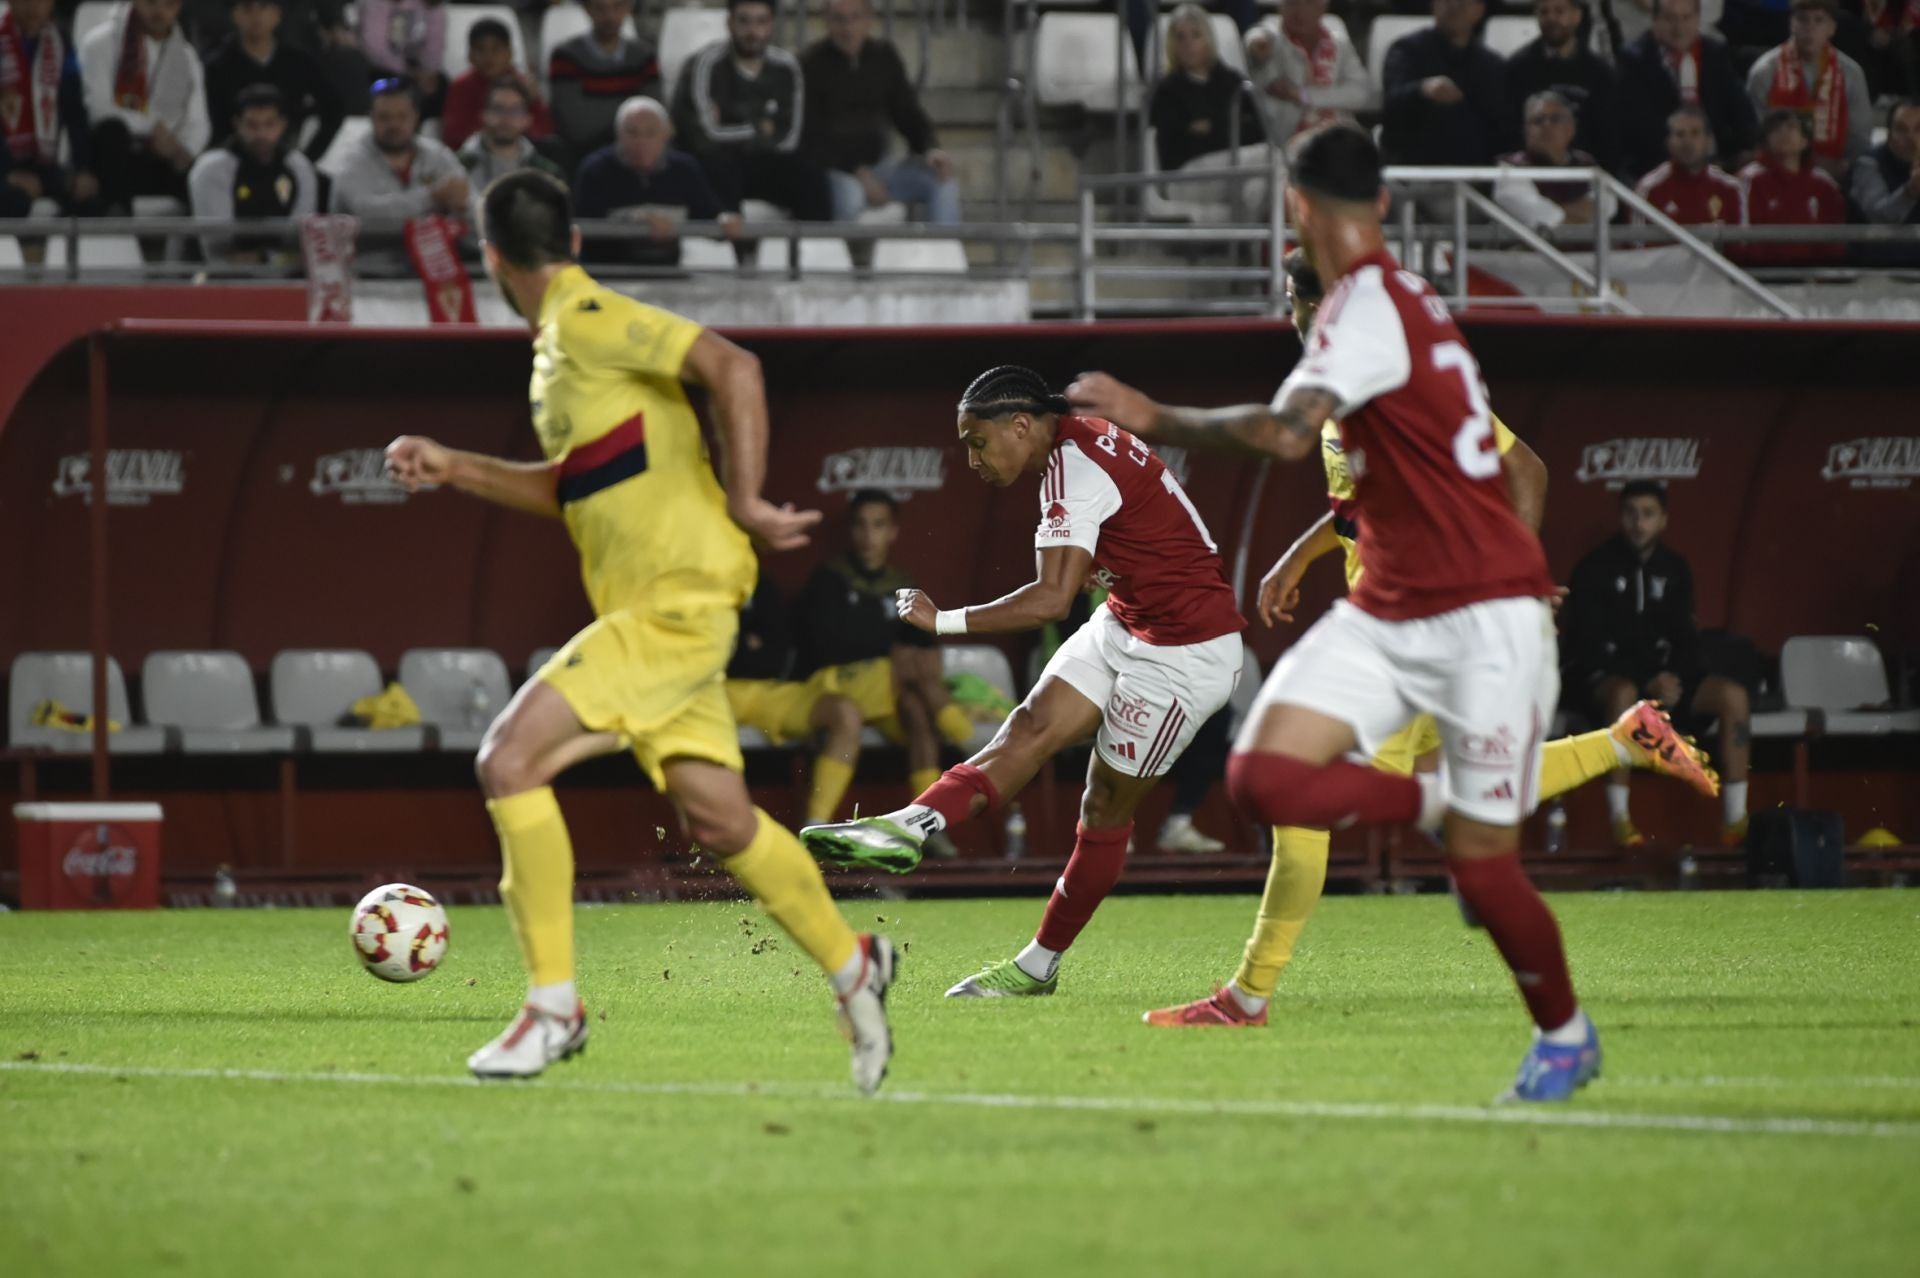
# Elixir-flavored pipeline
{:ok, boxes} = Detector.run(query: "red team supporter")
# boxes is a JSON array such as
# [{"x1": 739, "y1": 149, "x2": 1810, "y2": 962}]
[
  {"x1": 1068, "y1": 123, "x2": 1599, "y2": 1103},
  {"x1": 1634, "y1": 106, "x2": 1745, "y2": 224},
  {"x1": 802, "y1": 366, "x2": 1245, "y2": 998},
  {"x1": 1737, "y1": 108, "x2": 1846, "y2": 264}
]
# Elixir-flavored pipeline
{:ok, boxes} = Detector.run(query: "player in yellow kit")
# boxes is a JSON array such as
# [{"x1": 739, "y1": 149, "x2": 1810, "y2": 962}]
[
  {"x1": 1136, "y1": 249, "x2": 1720, "y2": 1027},
  {"x1": 383, "y1": 171, "x2": 896, "y2": 1090}
]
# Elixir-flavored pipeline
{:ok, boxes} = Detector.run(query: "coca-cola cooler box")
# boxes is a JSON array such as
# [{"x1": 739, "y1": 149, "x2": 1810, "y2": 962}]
[{"x1": 14, "y1": 803, "x2": 164, "y2": 909}]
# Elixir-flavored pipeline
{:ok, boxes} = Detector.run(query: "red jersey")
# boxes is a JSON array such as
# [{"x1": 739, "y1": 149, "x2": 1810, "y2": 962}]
[
  {"x1": 1634, "y1": 161, "x2": 1745, "y2": 225},
  {"x1": 1735, "y1": 159, "x2": 1845, "y2": 264},
  {"x1": 1277, "y1": 249, "x2": 1556, "y2": 621},
  {"x1": 1036, "y1": 415, "x2": 1245, "y2": 646}
]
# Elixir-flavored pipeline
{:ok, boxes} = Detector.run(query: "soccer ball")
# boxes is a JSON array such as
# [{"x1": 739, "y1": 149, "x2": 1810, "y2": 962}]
[{"x1": 350, "y1": 883, "x2": 450, "y2": 982}]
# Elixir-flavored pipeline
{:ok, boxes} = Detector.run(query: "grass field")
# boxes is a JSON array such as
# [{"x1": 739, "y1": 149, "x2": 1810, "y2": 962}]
[{"x1": 2, "y1": 890, "x2": 1916, "y2": 1277}]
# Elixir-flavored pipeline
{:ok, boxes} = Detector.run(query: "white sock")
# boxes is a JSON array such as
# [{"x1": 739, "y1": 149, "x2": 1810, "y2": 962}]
[
  {"x1": 1722, "y1": 780, "x2": 1748, "y2": 826},
  {"x1": 888, "y1": 803, "x2": 944, "y2": 839},
  {"x1": 1606, "y1": 783, "x2": 1631, "y2": 822},
  {"x1": 527, "y1": 980, "x2": 577, "y2": 1018},
  {"x1": 828, "y1": 945, "x2": 868, "y2": 997},
  {"x1": 1541, "y1": 1007, "x2": 1591, "y2": 1046},
  {"x1": 1015, "y1": 939, "x2": 1061, "y2": 981},
  {"x1": 1608, "y1": 736, "x2": 1633, "y2": 767},
  {"x1": 1225, "y1": 981, "x2": 1267, "y2": 1017}
]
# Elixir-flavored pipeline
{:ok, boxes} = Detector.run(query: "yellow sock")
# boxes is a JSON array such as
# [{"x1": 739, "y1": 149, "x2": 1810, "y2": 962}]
[
  {"x1": 935, "y1": 703, "x2": 975, "y2": 747},
  {"x1": 723, "y1": 809, "x2": 859, "y2": 974},
  {"x1": 1231, "y1": 825, "x2": 1330, "y2": 1001},
  {"x1": 807, "y1": 756, "x2": 856, "y2": 824},
  {"x1": 908, "y1": 767, "x2": 941, "y2": 798},
  {"x1": 486, "y1": 787, "x2": 575, "y2": 987},
  {"x1": 1538, "y1": 730, "x2": 1626, "y2": 802}
]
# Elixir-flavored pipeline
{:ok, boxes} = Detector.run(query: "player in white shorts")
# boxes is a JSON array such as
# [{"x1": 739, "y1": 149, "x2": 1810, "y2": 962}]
[
  {"x1": 801, "y1": 364, "x2": 1245, "y2": 998},
  {"x1": 1068, "y1": 123, "x2": 1600, "y2": 1103}
]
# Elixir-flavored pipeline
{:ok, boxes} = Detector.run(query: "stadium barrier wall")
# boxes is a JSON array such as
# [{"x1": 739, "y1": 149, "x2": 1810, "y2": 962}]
[{"x1": 1, "y1": 317, "x2": 1916, "y2": 880}]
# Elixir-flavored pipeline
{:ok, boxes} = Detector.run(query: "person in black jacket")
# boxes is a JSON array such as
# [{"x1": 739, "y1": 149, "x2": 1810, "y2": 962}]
[
  {"x1": 202, "y1": 0, "x2": 344, "y2": 162},
  {"x1": 1507, "y1": 0, "x2": 1621, "y2": 173},
  {"x1": 1616, "y1": 0, "x2": 1758, "y2": 176},
  {"x1": 1565, "y1": 481, "x2": 1752, "y2": 849},
  {"x1": 1381, "y1": 0, "x2": 1516, "y2": 167},
  {"x1": 669, "y1": 0, "x2": 831, "y2": 221},
  {"x1": 1149, "y1": 3, "x2": 1262, "y2": 173},
  {"x1": 574, "y1": 96, "x2": 739, "y2": 268}
]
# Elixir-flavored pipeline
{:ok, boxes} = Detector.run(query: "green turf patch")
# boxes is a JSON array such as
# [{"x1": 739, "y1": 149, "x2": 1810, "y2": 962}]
[{"x1": 2, "y1": 892, "x2": 1916, "y2": 1276}]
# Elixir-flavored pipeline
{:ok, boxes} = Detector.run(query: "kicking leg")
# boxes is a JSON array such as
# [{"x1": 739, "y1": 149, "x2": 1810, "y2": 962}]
[{"x1": 1539, "y1": 701, "x2": 1721, "y2": 803}]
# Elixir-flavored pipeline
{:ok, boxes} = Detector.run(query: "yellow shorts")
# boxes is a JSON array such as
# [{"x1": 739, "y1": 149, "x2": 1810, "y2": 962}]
[
  {"x1": 1370, "y1": 713, "x2": 1443, "y2": 777},
  {"x1": 725, "y1": 658, "x2": 900, "y2": 744},
  {"x1": 537, "y1": 603, "x2": 743, "y2": 790}
]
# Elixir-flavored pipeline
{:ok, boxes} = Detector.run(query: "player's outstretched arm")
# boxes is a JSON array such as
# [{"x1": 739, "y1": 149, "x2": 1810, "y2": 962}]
[
  {"x1": 385, "y1": 435, "x2": 561, "y2": 518},
  {"x1": 1259, "y1": 510, "x2": 1342, "y2": 627},
  {"x1": 1065, "y1": 372, "x2": 1327, "y2": 462},
  {"x1": 895, "y1": 546, "x2": 1093, "y2": 637},
  {"x1": 680, "y1": 328, "x2": 822, "y2": 552}
]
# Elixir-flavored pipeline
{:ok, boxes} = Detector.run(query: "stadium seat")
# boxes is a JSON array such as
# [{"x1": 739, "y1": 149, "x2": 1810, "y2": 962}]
[
  {"x1": 871, "y1": 238, "x2": 969, "y2": 273},
  {"x1": 41, "y1": 234, "x2": 143, "y2": 269},
  {"x1": 1033, "y1": 13, "x2": 1140, "y2": 112},
  {"x1": 142, "y1": 651, "x2": 297, "y2": 753},
  {"x1": 398, "y1": 648, "x2": 513, "y2": 752},
  {"x1": 756, "y1": 236, "x2": 855, "y2": 272},
  {"x1": 679, "y1": 236, "x2": 739, "y2": 268},
  {"x1": 317, "y1": 116, "x2": 370, "y2": 179},
  {"x1": 539, "y1": 1, "x2": 592, "y2": 91},
  {"x1": 1482, "y1": 15, "x2": 1536, "y2": 57},
  {"x1": 659, "y1": 6, "x2": 730, "y2": 101},
  {"x1": 7, "y1": 652, "x2": 168, "y2": 754},
  {"x1": 440, "y1": 4, "x2": 530, "y2": 77},
  {"x1": 527, "y1": 647, "x2": 559, "y2": 681},
  {"x1": 1366, "y1": 15, "x2": 1431, "y2": 87},
  {"x1": 270, "y1": 649, "x2": 428, "y2": 752},
  {"x1": 72, "y1": 0, "x2": 119, "y2": 51},
  {"x1": 1141, "y1": 127, "x2": 1239, "y2": 222},
  {"x1": 1779, "y1": 636, "x2": 1920, "y2": 735},
  {"x1": 1153, "y1": 12, "x2": 1247, "y2": 73},
  {"x1": 0, "y1": 236, "x2": 22, "y2": 269},
  {"x1": 942, "y1": 644, "x2": 1017, "y2": 753}
]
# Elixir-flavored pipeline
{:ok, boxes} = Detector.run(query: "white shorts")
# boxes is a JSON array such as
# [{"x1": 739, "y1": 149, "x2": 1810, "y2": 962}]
[
  {"x1": 1244, "y1": 597, "x2": 1559, "y2": 825},
  {"x1": 1039, "y1": 608, "x2": 1243, "y2": 778}
]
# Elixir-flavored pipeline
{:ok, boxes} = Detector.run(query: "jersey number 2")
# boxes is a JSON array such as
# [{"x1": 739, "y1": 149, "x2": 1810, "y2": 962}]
[{"x1": 1433, "y1": 342, "x2": 1499, "y2": 480}]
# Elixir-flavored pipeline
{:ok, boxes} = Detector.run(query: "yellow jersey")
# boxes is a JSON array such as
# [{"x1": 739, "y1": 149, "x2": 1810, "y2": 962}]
[
  {"x1": 530, "y1": 266, "x2": 755, "y2": 618},
  {"x1": 1320, "y1": 414, "x2": 1517, "y2": 588}
]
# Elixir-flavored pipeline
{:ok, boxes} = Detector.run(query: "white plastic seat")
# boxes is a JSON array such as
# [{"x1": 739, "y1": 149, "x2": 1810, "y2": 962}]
[
  {"x1": 539, "y1": 1, "x2": 593, "y2": 91},
  {"x1": 659, "y1": 8, "x2": 731, "y2": 101},
  {"x1": 142, "y1": 651, "x2": 297, "y2": 753},
  {"x1": 7, "y1": 652, "x2": 168, "y2": 754},
  {"x1": 42, "y1": 234, "x2": 143, "y2": 269},
  {"x1": 1367, "y1": 15, "x2": 1432, "y2": 88},
  {"x1": 1034, "y1": 13, "x2": 1140, "y2": 112},
  {"x1": 1482, "y1": 15, "x2": 1537, "y2": 57},
  {"x1": 441, "y1": 4, "x2": 530, "y2": 77},
  {"x1": 317, "y1": 116, "x2": 370, "y2": 179},
  {"x1": 0, "y1": 236, "x2": 22, "y2": 269},
  {"x1": 1780, "y1": 636, "x2": 1920, "y2": 735},
  {"x1": 756, "y1": 236, "x2": 854, "y2": 272},
  {"x1": 527, "y1": 647, "x2": 560, "y2": 681},
  {"x1": 271, "y1": 649, "x2": 428, "y2": 752},
  {"x1": 399, "y1": 648, "x2": 512, "y2": 752},
  {"x1": 73, "y1": 0, "x2": 121, "y2": 51},
  {"x1": 942, "y1": 644, "x2": 1018, "y2": 753},
  {"x1": 1749, "y1": 709, "x2": 1811, "y2": 738},
  {"x1": 871, "y1": 238, "x2": 969, "y2": 273},
  {"x1": 679, "y1": 236, "x2": 739, "y2": 268}
]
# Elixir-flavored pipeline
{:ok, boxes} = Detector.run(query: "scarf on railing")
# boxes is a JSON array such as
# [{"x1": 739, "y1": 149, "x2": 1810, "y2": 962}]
[
  {"x1": 1664, "y1": 39, "x2": 1701, "y2": 105},
  {"x1": 403, "y1": 214, "x2": 476, "y2": 323},
  {"x1": 1769, "y1": 42, "x2": 1847, "y2": 159},
  {"x1": 300, "y1": 213, "x2": 356, "y2": 321},
  {"x1": 1287, "y1": 22, "x2": 1342, "y2": 133},
  {"x1": 112, "y1": 6, "x2": 150, "y2": 111},
  {"x1": 0, "y1": 9, "x2": 62, "y2": 163}
]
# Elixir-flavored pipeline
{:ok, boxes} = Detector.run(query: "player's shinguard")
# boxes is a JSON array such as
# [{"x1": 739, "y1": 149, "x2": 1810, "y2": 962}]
[
  {"x1": 386, "y1": 171, "x2": 893, "y2": 1091},
  {"x1": 800, "y1": 366, "x2": 1245, "y2": 998}
]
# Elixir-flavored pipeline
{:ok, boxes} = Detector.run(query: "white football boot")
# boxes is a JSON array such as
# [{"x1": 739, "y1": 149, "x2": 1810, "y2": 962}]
[
  {"x1": 836, "y1": 934, "x2": 899, "y2": 1095},
  {"x1": 467, "y1": 1001, "x2": 589, "y2": 1079}
]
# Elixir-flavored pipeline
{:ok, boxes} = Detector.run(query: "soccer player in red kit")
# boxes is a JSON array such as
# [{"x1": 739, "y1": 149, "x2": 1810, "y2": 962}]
[
  {"x1": 801, "y1": 365, "x2": 1246, "y2": 998},
  {"x1": 1069, "y1": 123, "x2": 1599, "y2": 1103}
]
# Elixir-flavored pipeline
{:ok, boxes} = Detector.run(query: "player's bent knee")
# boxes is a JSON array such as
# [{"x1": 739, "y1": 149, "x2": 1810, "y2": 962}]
[
  {"x1": 1225, "y1": 751, "x2": 1317, "y2": 826},
  {"x1": 820, "y1": 694, "x2": 864, "y2": 737},
  {"x1": 686, "y1": 807, "x2": 758, "y2": 856},
  {"x1": 475, "y1": 737, "x2": 540, "y2": 800}
]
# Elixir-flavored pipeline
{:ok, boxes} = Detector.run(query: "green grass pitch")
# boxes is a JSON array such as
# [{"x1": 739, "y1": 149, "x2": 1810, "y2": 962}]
[{"x1": 3, "y1": 890, "x2": 1916, "y2": 1277}]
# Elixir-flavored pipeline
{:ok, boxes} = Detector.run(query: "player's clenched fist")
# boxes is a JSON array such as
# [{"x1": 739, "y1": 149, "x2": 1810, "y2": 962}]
[
  {"x1": 1257, "y1": 556, "x2": 1306, "y2": 628},
  {"x1": 385, "y1": 436, "x2": 454, "y2": 491},
  {"x1": 730, "y1": 496, "x2": 822, "y2": 552},
  {"x1": 894, "y1": 588, "x2": 938, "y2": 634},
  {"x1": 1065, "y1": 371, "x2": 1157, "y2": 433}
]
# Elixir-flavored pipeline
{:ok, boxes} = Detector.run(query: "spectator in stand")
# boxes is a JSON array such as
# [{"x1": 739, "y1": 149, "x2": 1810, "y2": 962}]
[
  {"x1": 0, "y1": 0, "x2": 101, "y2": 217},
  {"x1": 1381, "y1": 0, "x2": 1516, "y2": 168},
  {"x1": 1853, "y1": 97, "x2": 1920, "y2": 223},
  {"x1": 1618, "y1": 0, "x2": 1758, "y2": 177},
  {"x1": 1243, "y1": 0, "x2": 1375, "y2": 146},
  {"x1": 188, "y1": 82, "x2": 315, "y2": 263},
  {"x1": 1150, "y1": 4, "x2": 1261, "y2": 171},
  {"x1": 80, "y1": 0, "x2": 211, "y2": 211},
  {"x1": 1493, "y1": 89, "x2": 1618, "y2": 228},
  {"x1": 1600, "y1": 0, "x2": 1723, "y2": 62},
  {"x1": 671, "y1": 0, "x2": 831, "y2": 221},
  {"x1": 1746, "y1": 0, "x2": 1872, "y2": 178},
  {"x1": 441, "y1": 18, "x2": 551, "y2": 152},
  {"x1": 1735, "y1": 105, "x2": 1845, "y2": 262},
  {"x1": 1862, "y1": 0, "x2": 1918, "y2": 99},
  {"x1": 458, "y1": 79, "x2": 564, "y2": 224},
  {"x1": 202, "y1": 0, "x2": 342, "y2": 161},
  {"x1": 1507, "y1": 0, "x2": 1621, "y2": 174},
  {"x1": 1634, "y1": 103, "x2": 1746, "y2": 221},
  {"x1": 573, "y1": 95, "x2": 738, "y2": 266},
  {"x1": 356, "y1": 0, "x2": 445, "y2": 118},
  {"x1": 802, "y1": 0, "x2": 959, "y2": 226},
  {"x1": 328, "y1": 76, "x2": 466, "y2": 247},
  {"x1": 1567, "y1": 481, "x2": 1753, "y2": 849},
  {"x1": 547, "y1": 0, "x2": 660, "y2": 171}
]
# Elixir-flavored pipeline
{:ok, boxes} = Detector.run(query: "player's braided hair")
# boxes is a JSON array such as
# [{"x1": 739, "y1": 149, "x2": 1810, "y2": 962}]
[{"x1": 957, "y1": 365, "x2": 1071, "y2": 420}]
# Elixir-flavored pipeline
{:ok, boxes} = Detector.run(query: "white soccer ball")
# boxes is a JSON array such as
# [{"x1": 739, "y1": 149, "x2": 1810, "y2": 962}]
[{"x1": 350, "y1": 883, "x2": 450, "y2": 983}]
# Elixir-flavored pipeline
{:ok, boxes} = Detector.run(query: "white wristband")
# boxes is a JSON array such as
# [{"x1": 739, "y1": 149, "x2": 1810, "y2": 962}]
[{"x1": 934, "y1": 608, "x2": 969, "y2": 636}]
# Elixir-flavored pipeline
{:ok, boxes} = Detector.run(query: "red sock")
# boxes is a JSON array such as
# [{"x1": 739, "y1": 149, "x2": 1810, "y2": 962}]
[
  {"x1": 1035, "y1": 823, "x2": 1131, "y2": 952},
  {"x1": 1225, "y1": 750, "x2": 1421, "y2": 829},
  {"x1": 914, "y1": 762, "x2": 1000, "y2": 832},
  {"x1": 1449, "y1": 854, "x2": 1578, "y2": 1031}
]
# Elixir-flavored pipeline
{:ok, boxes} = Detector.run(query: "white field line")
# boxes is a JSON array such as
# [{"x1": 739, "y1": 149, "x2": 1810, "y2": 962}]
[
  {"x1": 1, "y1": 1060, "x2": 1914, "y2": 1140},
  {"x1": 1608, "y1": 1075, "x2": 1920, "y2": 1092}
]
